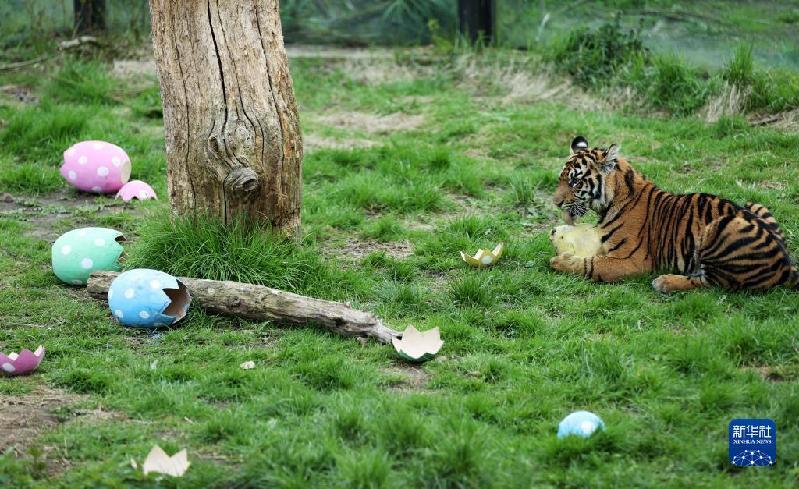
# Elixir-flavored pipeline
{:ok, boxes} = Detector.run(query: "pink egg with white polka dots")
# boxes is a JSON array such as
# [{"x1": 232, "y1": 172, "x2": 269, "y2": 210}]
[
  {"x1": 116, "y1": 180, "x2": 157, "y2": 202},
  {"x1": 60, "y1": 140, "x2": 131, "y2": 193}
]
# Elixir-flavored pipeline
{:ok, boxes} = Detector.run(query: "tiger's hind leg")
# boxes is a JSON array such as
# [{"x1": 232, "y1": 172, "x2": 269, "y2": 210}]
[
  {"x1": 696, "y1": 215, "x2": 794, "y2": 291},
  {"x1": 745, "y1": 202, "x2": 785, "y2": 242},
  {"x1": 652, "y1": 274, "x2": 707, "y2": 293}
]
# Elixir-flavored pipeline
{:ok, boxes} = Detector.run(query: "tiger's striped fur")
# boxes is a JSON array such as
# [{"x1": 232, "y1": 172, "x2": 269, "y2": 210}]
[{"x1": 550, "y1": 136, "x2": 797, "y2": 293}]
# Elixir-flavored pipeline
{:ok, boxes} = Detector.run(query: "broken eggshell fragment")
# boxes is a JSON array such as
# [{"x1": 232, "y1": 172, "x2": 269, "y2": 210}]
[
  {"x1": 52, "y1": 227, "x2": 125, "y2": 286},
  {"x1": 0, "y1": 346, "x2": 45, "y2": 376},
  {"x1": 460, "y1": 243, "x2": 504, "y2": 267},
  {"x1": 142, "y1": 445, "x2": 190, "y2": 477},
  {"x1": 116, "y1": 180, "x2": 157, "y2": 202},
  {"x1": 392, "y1": 325, "x2": 443, "y2": 362},
  {"x1": 108, "y1": 269, "x2": 191, "y2": 328}
]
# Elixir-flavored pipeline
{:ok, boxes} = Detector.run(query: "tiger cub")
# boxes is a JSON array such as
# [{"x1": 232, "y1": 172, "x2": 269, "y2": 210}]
[{"x1": 550, "y1": 136, "x2": 796, "y2": 293}]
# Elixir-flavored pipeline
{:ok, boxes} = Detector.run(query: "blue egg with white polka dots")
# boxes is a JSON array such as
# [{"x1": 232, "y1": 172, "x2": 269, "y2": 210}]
[
  {"x1": 107, "y1": 269, "x2": 191, "y2": 328},
  {"x1": 557, "y1": 411, "x2": 604, "y2": 439}
]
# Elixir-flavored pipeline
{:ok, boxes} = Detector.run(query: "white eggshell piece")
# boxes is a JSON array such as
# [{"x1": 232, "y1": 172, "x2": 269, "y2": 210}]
[{"x1": 392, "y1": 325, "x2": 443, "y2": 362}]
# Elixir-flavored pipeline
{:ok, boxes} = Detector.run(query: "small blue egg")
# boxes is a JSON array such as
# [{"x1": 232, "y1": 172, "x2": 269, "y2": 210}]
[
  {"x1": 557, "y1": 411, "x2": 604, "y2": 439},
  {"x1": 108, "y1": 269, "x2": 191, "y2": 328}
]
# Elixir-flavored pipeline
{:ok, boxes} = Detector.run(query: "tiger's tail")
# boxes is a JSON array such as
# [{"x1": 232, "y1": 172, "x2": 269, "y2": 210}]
[{"x1": 789, "y1": 265, "x2": 799, "y2": 289}]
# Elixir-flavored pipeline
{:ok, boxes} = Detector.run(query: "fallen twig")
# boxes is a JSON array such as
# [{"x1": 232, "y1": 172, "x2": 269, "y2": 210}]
[
  {"x1": 0, "y1": 55, "x2": 52, "y2": 72},
  {"x1": 59, "y1": 36, "x2": 99, "y2": 50}
]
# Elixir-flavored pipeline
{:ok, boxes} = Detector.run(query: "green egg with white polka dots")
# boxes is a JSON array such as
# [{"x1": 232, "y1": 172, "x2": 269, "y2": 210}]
[{"x1": 51, "y1": 227, "x2": 125, "y2": 286}]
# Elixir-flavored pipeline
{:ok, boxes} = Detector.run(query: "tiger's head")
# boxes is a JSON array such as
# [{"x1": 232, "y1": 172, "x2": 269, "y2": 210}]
[{"x1": 553, "y1": 136, "x2": 622, "y2": 224}]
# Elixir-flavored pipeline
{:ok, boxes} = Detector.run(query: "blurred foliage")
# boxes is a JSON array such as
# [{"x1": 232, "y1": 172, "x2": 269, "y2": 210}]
[
  {"x1": 281, "y1": 0, "x2": 456, "y2": 45},
  {"x1": 0, "y1": 0, "x2": 150, "y2": 49},
  {"x1": 549, "y1": 15, "x2": 648, "y2": 87},
  {"x1": 0, "y1": 0, "x2": 456, "y2": 49},
  {"x1": 1, "y1": 1, "x2": 797, "y2": 118}
]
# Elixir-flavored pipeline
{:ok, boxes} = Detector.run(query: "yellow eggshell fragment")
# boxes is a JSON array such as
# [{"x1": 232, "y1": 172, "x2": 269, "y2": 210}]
[{"x1": 460, "y1": 243, "x2": 504, "y2": 267}]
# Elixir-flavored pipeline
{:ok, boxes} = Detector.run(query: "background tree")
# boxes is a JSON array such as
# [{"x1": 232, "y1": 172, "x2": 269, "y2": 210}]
[
  {"x1": 457, "y1": 0, "x2": 495, "y2": 43},
  {"x1": 148, "y1": 0, "x2": 303, "y2": 235},
  {"x1": 74, "y1": 0, "x2": 106, "y2": 34}
]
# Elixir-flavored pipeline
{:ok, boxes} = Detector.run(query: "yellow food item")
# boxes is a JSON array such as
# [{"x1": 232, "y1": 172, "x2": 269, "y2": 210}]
[{"x1": 549, "y1": 224, "x2": 604, "y2": 258}]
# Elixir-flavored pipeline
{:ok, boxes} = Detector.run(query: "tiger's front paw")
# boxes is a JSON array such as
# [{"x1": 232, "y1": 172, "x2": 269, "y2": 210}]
[{"x1": 550, "y1": 252, "x2": 583, "y2": 275}]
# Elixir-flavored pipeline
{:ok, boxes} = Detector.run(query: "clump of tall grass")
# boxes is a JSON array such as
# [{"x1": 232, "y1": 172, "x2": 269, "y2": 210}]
[
  {"x1": 549, "y1": 15, "x2": 648, "y2": 88},
  {"x1": 124, "y1": 215, "x2": 366, "y2": 299}
]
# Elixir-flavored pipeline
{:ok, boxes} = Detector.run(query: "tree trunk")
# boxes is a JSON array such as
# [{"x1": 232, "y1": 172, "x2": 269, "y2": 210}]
[
  {"x1": 149, "y1": 0, "x2": 303, "y2": 235},
  {"x1": 74, "y1": 0, "x2": 106, "y2": 34},
  {"x1": 457, "y1": 0, "x2": 495, "y2": 44}
]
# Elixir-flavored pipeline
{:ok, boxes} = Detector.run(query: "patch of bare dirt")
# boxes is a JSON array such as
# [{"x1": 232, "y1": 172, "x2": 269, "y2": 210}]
[
  {"x1": 112, "y1": 45, "x2": 402, "y2": 83},
  {"x1": 0, "y1": 384, "x2": 121, "y2": 458},
  {"x1": 453, "y1": 55, "x2": 607, "y2": 109},
  {"x1": 759, "y1": 180, "x2": 787, "y2": 191},
  {"x1": 0, "y1": 84, "x2": 38, "y2": 105},
  {"x1": 0, "y1": 190, "x2": 141, "y2": 242},
  {"x1": 339, "y1": 58, "x2": 419, "y2": 85},
  {"x1": 324, "y1": 238, "x2": 413, "y2": 261},
  {"x1": 303, "y1": 133, "x2": 376, "y2": 153},
  {"x1": 746, "y1": 365, "x2": 797, "y2": 382},
  {"x1": 381, "y1": 364, "x2": 431, "y2": 392},
  {"x1": 112, "y1": 59, "x2": 156, "y2": 79},
  {"x1": 286, "y1": 45, "x2": 395, "y2": 60},
  {"x1": 463, "y1": 147, "x2": 488, "y2": 159},
  {"x1": 315, "y1": 111, "x2": 425, "y2": 135},
  {"x1": 399, "y1": 95, "x2": 435, "y2": 105},
  {"x1": 749, "y1": 108, "x2": 799, "y2": 133}
]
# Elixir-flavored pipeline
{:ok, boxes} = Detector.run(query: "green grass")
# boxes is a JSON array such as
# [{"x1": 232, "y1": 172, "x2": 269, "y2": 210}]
[{"x1": 1, "y1": 44, "x2": 799, "y2": 488}]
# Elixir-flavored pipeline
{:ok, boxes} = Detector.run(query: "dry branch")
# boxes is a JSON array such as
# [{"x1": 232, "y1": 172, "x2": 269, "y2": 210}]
[
  {"x1": 0, "y1": 56, "x2": 51, "y2": 72},
  {"x1": 87, "y1": 271, "x2": 401, "y2": 344}
]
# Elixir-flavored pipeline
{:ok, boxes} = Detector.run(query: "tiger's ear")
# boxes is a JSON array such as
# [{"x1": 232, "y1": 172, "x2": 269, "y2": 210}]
[
  {"x1": 600, "y1": 144, "x2": 620, "y2": 174},
  {"x1": 570, "y1": 136, "x2": 589, "y2": 154}
]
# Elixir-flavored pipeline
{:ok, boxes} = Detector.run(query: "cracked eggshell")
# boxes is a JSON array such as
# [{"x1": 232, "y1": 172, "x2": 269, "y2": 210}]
[
  {"x1": 61, "y1": 140, "x2": 131, "y2": 193},
  {"x1": 0, "y1": 346, "x2": 45, "y2": 376},
  {"x1": 108, "y1": 269, "x2": 191, "y2": 328},
  {"x1": 142, "y1": 445, "x2": 190, "y2": 477},
  {"x1": 460, "y1": 243, "x2": 504, "y2": 267},
  {"x1": 116, "y1": 180, "x2": 157, "y2": 202},
  {"x1": 52, "y1": 227, "x2": 125, "y2": 285},
  {"x1": 392, "y1": 325, "x2": 443, "y2": 362}
]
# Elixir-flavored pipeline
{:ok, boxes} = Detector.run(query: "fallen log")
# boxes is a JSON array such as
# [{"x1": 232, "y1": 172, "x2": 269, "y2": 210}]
[{"x1": 87, "y1": 271, "x2": 401, "y2": 344}]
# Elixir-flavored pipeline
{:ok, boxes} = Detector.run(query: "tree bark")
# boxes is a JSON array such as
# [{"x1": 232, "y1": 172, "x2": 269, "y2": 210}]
[
  {"x1": 149, "y1": 0, "x2": 303, "y2": 235},
  {"x1": 74, "y1": 0, "x2": 106, "y2": 34},
  {"x1": 87, "y1": 272, "x2": 401, "y2": 344}
]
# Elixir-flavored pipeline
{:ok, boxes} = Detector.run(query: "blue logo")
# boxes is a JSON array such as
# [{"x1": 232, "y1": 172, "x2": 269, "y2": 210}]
[{"x1": 729, "y1": 419, "x2": 776, "y2": 466}]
